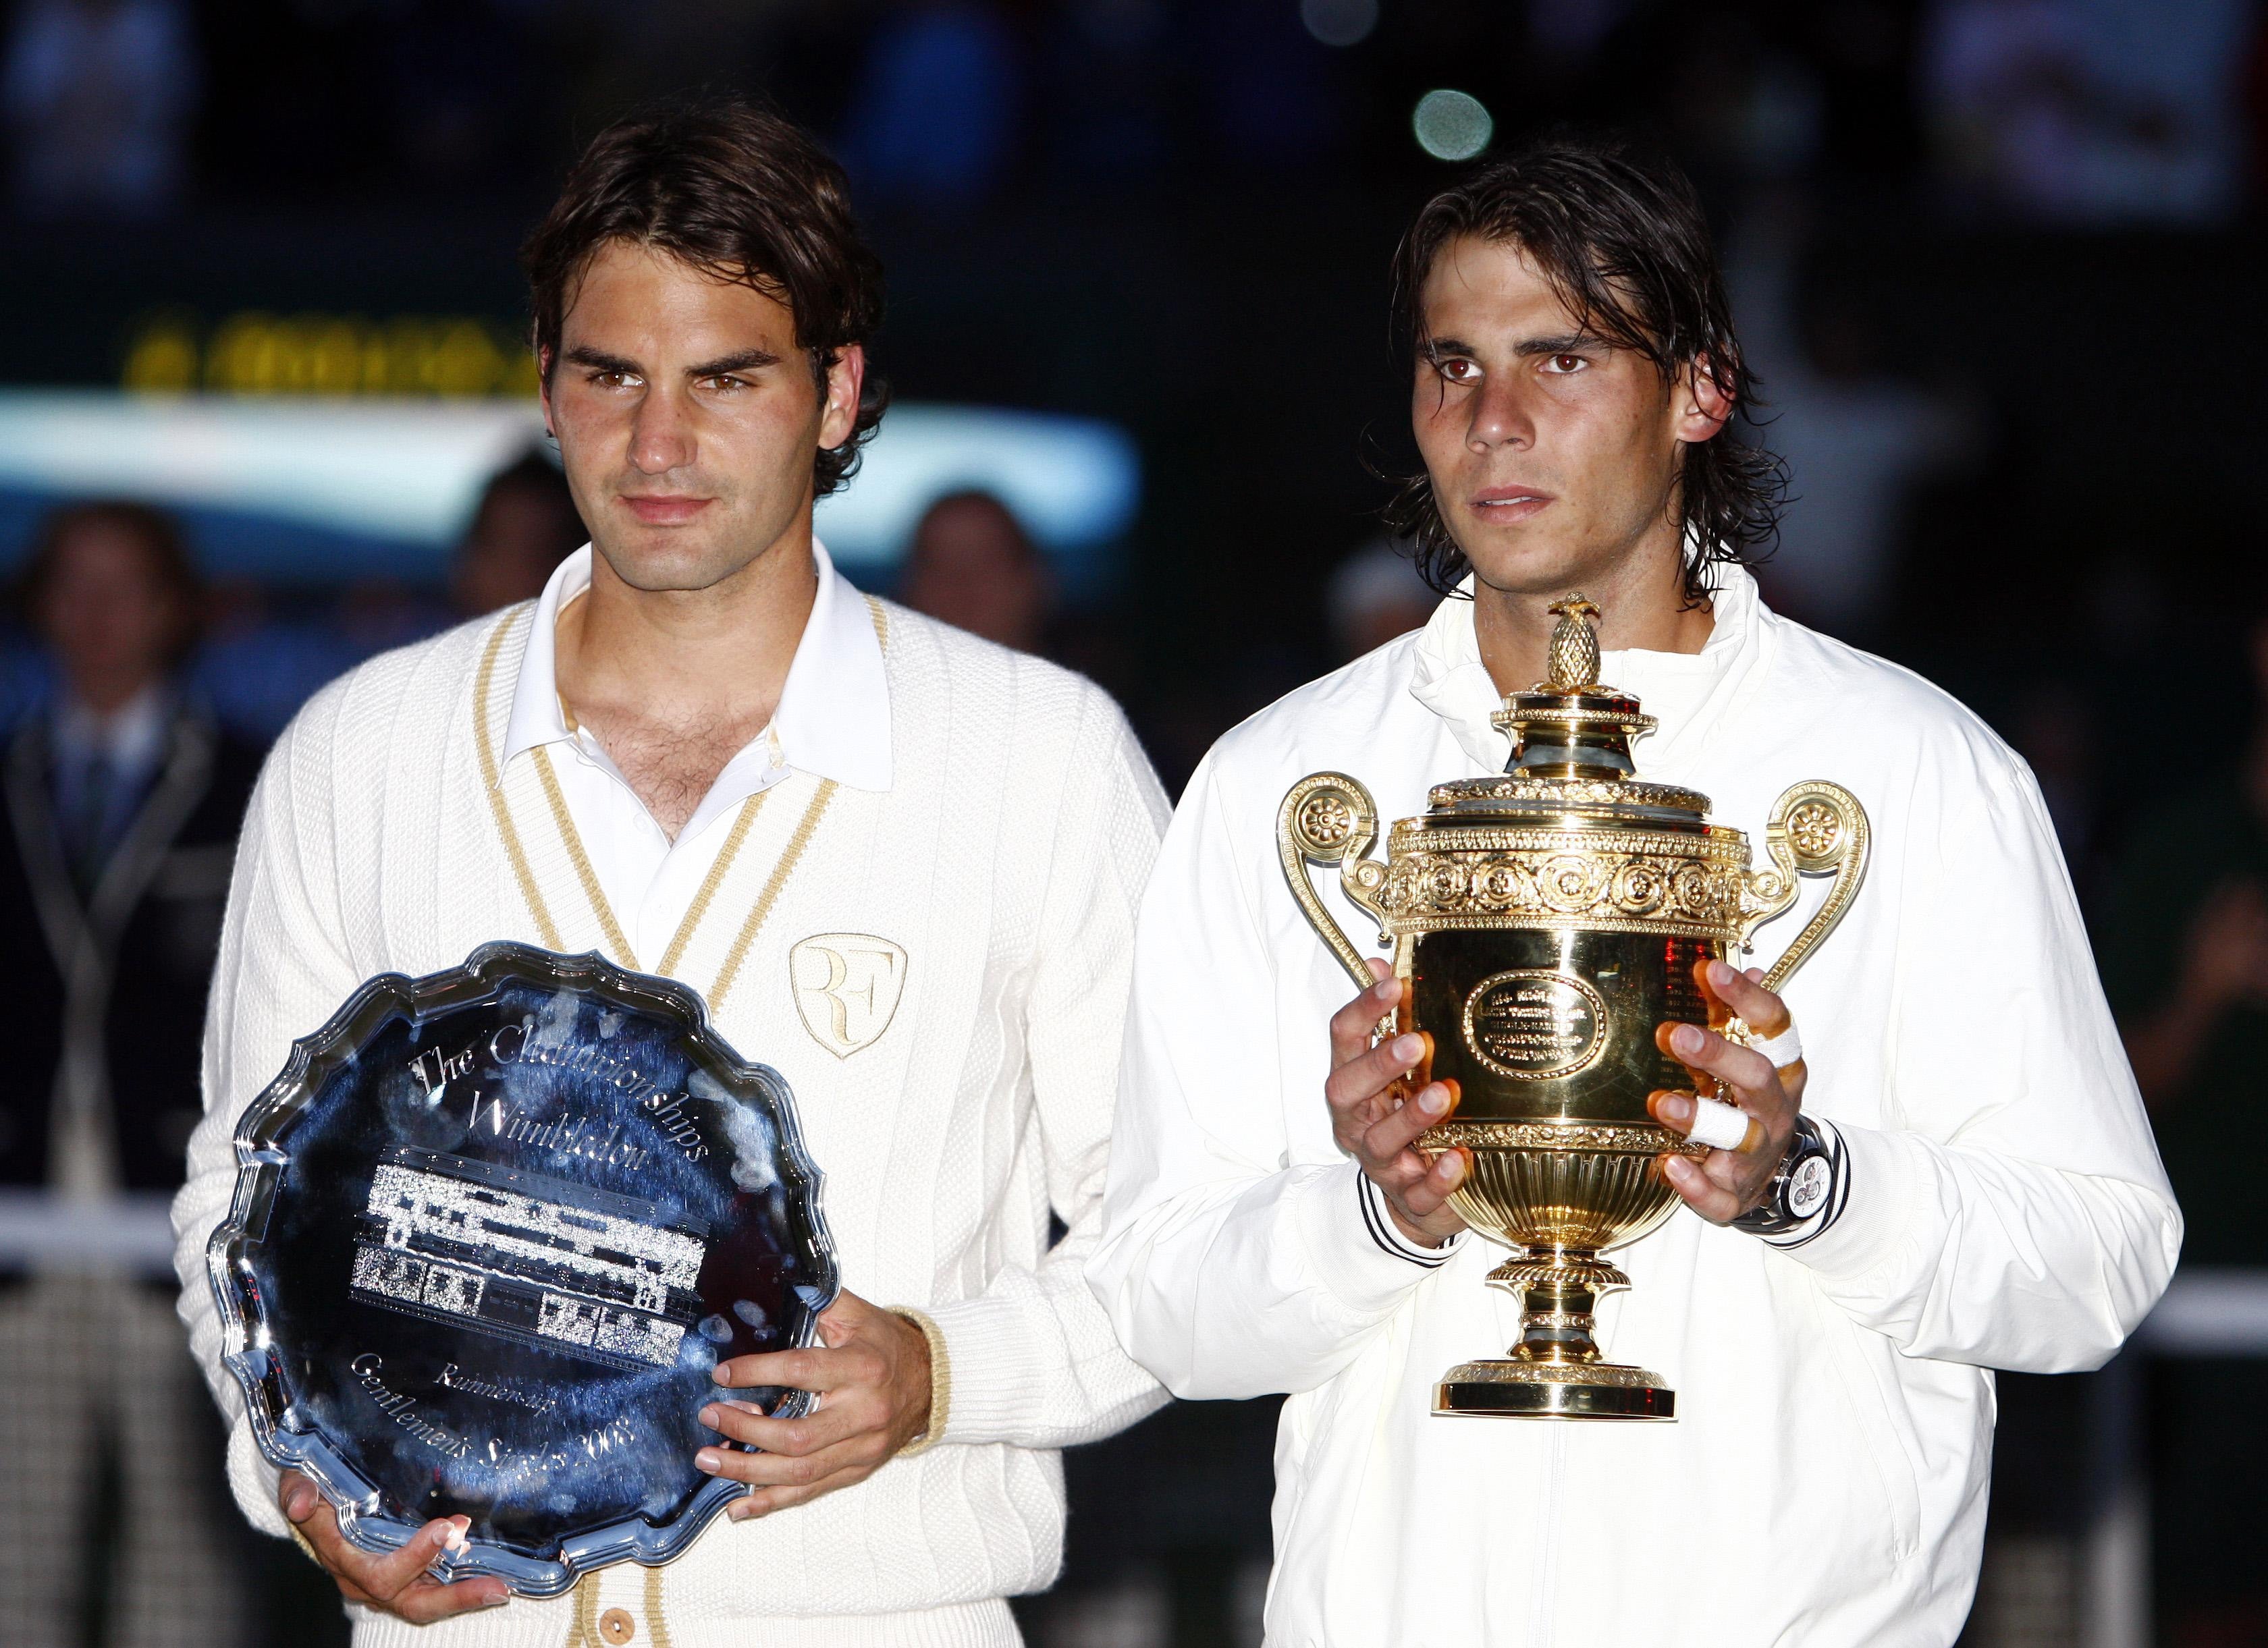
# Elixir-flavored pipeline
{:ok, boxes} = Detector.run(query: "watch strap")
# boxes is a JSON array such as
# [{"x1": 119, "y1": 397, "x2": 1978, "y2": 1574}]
[{"x1": 1731, "y1": 1116, "x2": 1837, "y2": 1238}]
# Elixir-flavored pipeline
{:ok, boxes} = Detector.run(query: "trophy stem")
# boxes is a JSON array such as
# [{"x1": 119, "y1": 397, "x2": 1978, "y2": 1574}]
[{"x1": 1432, "y1": 1248, "x2": 1677, "y2": 1420}]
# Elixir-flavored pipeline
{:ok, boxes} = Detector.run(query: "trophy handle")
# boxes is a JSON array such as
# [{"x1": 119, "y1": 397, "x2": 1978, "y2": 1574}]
[
  {"x1": 1276, "y1": 772, "x2": 1388, "y2": 992},
  {"x1": 1737, "y1": 780, "x2": 1871, "y2": 994}
]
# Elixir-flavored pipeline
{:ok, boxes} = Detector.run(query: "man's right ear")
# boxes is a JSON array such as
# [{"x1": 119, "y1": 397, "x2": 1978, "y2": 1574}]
[{"x1": 536, "y1": 348, "x2": 555, "y2": 437}]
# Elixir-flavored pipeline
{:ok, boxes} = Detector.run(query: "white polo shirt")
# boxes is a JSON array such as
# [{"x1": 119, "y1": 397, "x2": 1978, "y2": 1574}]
[{"x1": 501, "y1": 540, "x2": 891, "y2": 958}]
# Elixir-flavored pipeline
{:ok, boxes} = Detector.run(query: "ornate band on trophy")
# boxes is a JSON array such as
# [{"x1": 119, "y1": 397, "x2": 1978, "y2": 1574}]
[
  {"x1": 1418, "y1": 1120, "x2": 1707, "y2": 1157},
  {"x1": 1366, "y1": 824, "x2": 1756, "y2": 944}
]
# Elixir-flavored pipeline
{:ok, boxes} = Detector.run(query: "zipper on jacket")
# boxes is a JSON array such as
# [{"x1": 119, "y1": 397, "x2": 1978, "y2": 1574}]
[{"x1": 1528, "y1": 1425, "x2": 1567, "y2": 1644}]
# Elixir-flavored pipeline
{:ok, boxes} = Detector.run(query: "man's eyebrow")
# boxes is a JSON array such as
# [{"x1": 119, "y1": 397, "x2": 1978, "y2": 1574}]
[
  {"x1": 561, "y1": 345, "x2": 641, "y2": 375},
  {"x1": 1422, "y1": 331, "x2": 1611, "y2": 360},
  {"x1": 1512, "y1": 331, "x2": 1610, "y2": 357},
  {"x1": 686, "y1": 348, "x2": 783, "y2": 377}
]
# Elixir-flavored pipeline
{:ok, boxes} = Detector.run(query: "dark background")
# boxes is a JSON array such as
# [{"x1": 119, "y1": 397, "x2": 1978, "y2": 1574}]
[{"x1": 5, "y1": 2, "x2": 2265, "y2": 1645}]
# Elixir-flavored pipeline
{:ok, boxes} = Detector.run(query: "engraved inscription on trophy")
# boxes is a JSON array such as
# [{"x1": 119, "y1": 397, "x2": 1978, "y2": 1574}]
[
  {"x1": 350, "y1": 1145, "x2": 710, "y2": 1373},
  {"x1": 437, "y1": 1361, "x2": 558, "y2": 1417},
  {"x1": 1460, "y1": 970, "x2": 1610, "y2": 1080},
  {"x1": 351, "y1": 1352, "x2": 475, "y2": 1459}
]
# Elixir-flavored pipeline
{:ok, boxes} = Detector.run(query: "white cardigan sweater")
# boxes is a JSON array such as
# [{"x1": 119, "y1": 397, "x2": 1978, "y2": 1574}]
[{"x1": 173, "y1": 597, "x2": 1168, "y2": 1647}]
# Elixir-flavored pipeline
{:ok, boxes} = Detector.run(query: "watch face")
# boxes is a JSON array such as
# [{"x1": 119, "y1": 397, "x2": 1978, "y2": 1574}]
[{"x1": 1786, "y1": 1153, "x2": 1833, "y2": 1219}]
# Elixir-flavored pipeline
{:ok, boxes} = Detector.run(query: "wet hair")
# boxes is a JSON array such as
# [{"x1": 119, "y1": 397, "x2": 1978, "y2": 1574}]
[
  {"x1": 522, "y1": 97, "x2": 888, "y2": 497},
  {"x1": 1383, "y1": 136, "x2": 1785, "y2": 604},
  {"x1": 14, "y1": 499, "x2": 202, "y2": 664}
]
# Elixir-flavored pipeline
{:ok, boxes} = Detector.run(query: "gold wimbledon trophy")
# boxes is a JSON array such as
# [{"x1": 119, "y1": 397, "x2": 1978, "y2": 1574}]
[{"x1": 1279, "y1": 596, "x2": 1868, "y2": 1419}]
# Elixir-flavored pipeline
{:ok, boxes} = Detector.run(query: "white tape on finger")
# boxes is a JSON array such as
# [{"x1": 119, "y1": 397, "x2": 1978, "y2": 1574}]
[
  {"x1": 1754, "y1": 1023, "x2": 1804, "y2": 1069},
  {"x1": 1687, "y1": 1096, "x2": 1754, "y2": 1153}
]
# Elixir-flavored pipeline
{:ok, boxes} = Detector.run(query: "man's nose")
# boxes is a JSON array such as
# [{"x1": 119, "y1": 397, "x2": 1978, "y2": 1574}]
[
  {"x1": 1466, "y1": 375, "x2": 1534, "y2": 453},
  {"x1": 629, "y1": 387, "x2": 695, "y2": 474}
]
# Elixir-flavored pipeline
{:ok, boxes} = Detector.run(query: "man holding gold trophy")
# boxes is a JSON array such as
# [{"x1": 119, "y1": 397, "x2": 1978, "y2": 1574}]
[
  {"x1": 1089, "y1": 139, "x2": 2180, "y2": 1644},
  {"x1": 173, "y1": 101, "x2": 1166, "y2": 1643}
]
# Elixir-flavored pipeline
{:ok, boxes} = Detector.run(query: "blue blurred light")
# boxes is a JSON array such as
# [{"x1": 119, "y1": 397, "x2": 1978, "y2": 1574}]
[
  {"x1": 1300, "y1": 0, "x2": 1378, "y2": 48},
  {"x1": 815, "y1": 405, "x2": 1140, "y2": 599},
  {"x1": 1413, "y1": 90, "x2": 1492, "y2": 162},
  {"x1": 0, "y1": 393, "x2": 1140, "y2": 597}
]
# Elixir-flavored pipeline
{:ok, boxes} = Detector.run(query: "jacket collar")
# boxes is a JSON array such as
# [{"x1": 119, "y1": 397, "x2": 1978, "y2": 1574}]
[
  {"x1": 7, "y1": 697, "x2": 219, "y2": 970},
  {"x1": 1408, "y1": 565, "x2": 1765, "y2": 779}
]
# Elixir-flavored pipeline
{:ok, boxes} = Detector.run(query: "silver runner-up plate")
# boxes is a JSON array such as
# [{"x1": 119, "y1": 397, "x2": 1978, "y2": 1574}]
[{"x1": 208, "y1": 941, "x2": 840, "y2": 1596}]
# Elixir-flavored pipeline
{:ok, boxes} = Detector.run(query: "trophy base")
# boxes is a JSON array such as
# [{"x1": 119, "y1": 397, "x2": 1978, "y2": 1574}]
[{"x1": 1433, "y1": 1358, "x2": 1676, "y2": 1420}]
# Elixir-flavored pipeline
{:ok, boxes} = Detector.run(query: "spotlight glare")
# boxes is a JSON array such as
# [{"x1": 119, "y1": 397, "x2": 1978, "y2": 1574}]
[
  {"x1": 1301, "y1": 0, "x2": 1378, "y2": 48},
  {"x1": 1412, "y1": 89, "x2": 1492, "y2": 162}
]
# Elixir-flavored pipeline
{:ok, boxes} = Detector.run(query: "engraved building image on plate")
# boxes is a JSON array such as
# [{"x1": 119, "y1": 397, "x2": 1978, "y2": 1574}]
[{"x1": 349, "y1": 1145, "x2": 709, "y2": 1371}]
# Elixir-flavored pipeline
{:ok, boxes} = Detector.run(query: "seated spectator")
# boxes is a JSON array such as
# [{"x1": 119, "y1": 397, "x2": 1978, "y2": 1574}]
[
  {"x1": 0, "y1": 499, "x2": 261, "y2": 1643},
  {"x1": 451, "y1": 447, "x2": 587, "y2": 618},
  {"x1": 896, "y1": 489, "x2": 1054, "y2": 653}
]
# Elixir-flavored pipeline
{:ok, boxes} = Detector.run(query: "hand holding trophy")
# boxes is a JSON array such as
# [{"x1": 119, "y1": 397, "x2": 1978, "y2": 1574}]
[
  {"x1": 1651, "y1": 959, "x2": 1811, "y2": 1223},
  {"x1": 1279, "y1": 595, "x2": 1868, "y2": 1419},
  {"x1": 1322, "y1": 964, "x2": 1472, "y2": 1246}
]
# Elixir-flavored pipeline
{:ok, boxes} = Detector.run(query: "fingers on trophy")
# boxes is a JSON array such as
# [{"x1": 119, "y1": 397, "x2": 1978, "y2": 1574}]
[{"x1": 1278, "y1": 595, "x2": 1868, "y2": 1419}]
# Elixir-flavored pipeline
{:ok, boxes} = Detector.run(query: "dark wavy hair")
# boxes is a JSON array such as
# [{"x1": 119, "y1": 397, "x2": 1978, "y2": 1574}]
[
  {"x1": 1384, "y1": 136, "x2": 1785, "y2": 603},
  {"x1": 523, "y1": 98, "x2": 888, "y2": 497}
]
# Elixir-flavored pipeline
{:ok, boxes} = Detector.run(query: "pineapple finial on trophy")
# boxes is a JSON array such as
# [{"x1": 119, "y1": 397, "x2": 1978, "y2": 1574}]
[{"x1": 1544, "y1": 595, "x2": 1602, "y2": 692}]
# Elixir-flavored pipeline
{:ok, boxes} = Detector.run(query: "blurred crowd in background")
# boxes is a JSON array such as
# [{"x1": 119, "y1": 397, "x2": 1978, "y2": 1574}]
[{"x1": 4, "y1": 1, "x2": 2268, "y2": 1645}]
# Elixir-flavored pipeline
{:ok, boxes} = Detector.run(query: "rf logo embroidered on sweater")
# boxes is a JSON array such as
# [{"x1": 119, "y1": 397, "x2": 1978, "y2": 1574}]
[{"x1": 789, "y1": 935, "x2": 908, "y2": 1058}]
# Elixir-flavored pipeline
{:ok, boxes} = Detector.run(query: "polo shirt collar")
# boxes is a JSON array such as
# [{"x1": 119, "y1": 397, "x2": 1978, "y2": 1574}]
[{"x1": 502, "y1": 539, "x2": 892, "y2": 793}]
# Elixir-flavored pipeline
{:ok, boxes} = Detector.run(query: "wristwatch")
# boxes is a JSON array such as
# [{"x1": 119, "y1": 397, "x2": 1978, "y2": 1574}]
[{"x1": 1731, "y1": 1115, "x2": 1834, "y2": 1236}]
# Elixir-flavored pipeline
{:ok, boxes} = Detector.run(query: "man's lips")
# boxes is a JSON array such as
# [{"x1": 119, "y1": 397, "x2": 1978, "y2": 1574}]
[
  {"x1": 1469, "y1": 486, "x2": 1552, "y2": 521},
  {"x1": 620, "y1": 494, "x2": 715, "y2": 525}
]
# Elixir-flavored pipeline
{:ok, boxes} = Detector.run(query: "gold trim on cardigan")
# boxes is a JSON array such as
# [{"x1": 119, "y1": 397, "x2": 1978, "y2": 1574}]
[
  {"x1": 654, "y1": 794, "x2": 760, "y2": 979},
  {"x1": 643, "y1": 1564, "x2": 678, "y2": 1648},
  {"x1": 528, "y1": 742, "x2": 769, "y2": 977},
  {"x1": 531, "y1": 742, "x2": 641, "y2": 966},
  {"x1": 887, "y1": 1307, "x2": 954, "y2": 1458},
  {"x1": 571, "y1": 1571, "x2": 601, "y2": 1645},
  {"x1": 707, "y1": 779, "x2": 837, "y2": 1014},
  {"x1": 472, "y1": 593, "x2": 877, "y2": 999},
  {"x1": 474, "y1": 614, "x2": 566, "y2": 951}
]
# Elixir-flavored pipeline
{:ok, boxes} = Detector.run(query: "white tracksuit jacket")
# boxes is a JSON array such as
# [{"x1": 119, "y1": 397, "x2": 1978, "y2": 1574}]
[{"x1": 1088, "y1": 567, "x2": 2179, "y2": 1647}]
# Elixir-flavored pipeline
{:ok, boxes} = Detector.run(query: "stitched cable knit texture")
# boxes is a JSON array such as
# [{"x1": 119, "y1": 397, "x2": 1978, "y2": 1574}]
[{"x1": 171, "y1": 599, "x2": 1170, "y2": 1647}]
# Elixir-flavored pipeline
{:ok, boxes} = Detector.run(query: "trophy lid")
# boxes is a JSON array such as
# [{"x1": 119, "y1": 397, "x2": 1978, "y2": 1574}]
[{"x1": 1429, "y1": 594, "x2": 1712, "y2": 825}]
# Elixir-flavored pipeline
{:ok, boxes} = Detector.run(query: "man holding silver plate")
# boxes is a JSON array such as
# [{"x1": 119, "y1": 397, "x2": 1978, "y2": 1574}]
[
  {"x1": 173, "y1": 101, "x2": 1166, "y2": 1644},
  {"x1": 1090, "y1": 140, "x2": 2181, "y2": 1645}
]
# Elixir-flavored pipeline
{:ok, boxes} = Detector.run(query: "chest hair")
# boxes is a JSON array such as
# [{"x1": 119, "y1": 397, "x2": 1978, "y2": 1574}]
[{"x1": 574, "y1": 705, "x2": 770, "y2": 842}]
